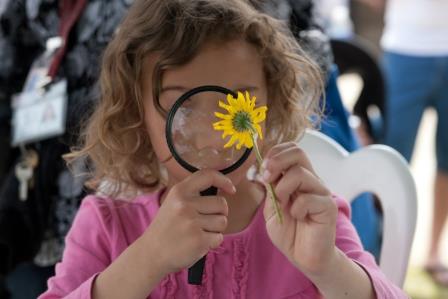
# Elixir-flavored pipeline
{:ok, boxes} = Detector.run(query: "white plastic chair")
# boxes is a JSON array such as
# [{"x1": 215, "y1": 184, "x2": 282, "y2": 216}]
[{"x1": 297, "y1": 129, "x2": 417, "y2": 287}]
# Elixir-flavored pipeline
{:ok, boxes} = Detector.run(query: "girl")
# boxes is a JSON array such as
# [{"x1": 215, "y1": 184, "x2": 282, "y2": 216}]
[{"x1": 40, "y1": 0, "x2": 407, "y2": 298}]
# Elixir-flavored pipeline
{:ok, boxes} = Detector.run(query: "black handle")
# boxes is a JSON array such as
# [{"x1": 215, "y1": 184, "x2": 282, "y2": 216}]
[
  {"x1": 199, "y1": 186, "x2": 218, "y2": 197},
  {"x1": 188, "y1": 186, "x2": 218, "y2": 285}
]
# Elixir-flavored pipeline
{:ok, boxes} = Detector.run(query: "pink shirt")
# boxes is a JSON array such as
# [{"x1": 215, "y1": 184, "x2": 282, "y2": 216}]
[{"x1": 39, "y1": 190, "x2": 408, "y2": 298}]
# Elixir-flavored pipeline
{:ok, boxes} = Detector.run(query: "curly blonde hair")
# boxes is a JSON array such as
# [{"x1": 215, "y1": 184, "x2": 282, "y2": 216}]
[{"x1": 66, "y1": 0, "x2": 324, "y2": 198}]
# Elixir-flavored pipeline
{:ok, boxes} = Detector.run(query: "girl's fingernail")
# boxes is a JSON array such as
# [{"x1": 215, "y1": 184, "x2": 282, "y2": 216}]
[
  {"x1": 262, "y1": 170, "x2": 271, "y2": 182},
  {"x1": 261, "y1": 159, "x2": 269, "y2": 170},
  {"x1": 246, "y1": 165, "x2": 257, "y2": 181}
]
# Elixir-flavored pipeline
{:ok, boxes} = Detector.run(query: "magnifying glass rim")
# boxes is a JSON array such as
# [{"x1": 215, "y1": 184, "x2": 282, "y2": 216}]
[{"x1": 165, "y1": 85, "x2": 252, "y2": 174}]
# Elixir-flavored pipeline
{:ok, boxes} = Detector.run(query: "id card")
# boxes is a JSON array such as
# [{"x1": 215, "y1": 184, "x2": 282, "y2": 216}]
[{"x1": 12, "y1": 80, "x2": 68, "y2": 146}]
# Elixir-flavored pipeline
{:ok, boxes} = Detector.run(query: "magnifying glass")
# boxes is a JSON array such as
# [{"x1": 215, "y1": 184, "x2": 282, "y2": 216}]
[{"x1": 165, "y1": 85, "x2": 252, "y2": 285}]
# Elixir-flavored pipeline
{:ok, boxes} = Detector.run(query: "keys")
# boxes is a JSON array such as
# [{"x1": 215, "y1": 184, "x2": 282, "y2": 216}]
[
  {"x1": 24, "y1": 150, "x2": 38, "y2": 188},
  {"x1": 14, "y1": 149, "x2": 39, "y2": 201},
  {"x1": 24, "y1": 149, "x2": 39, "y2": 169},
  {"x1": 15, "y1": 162, "x2": 33, "y2": 201}
]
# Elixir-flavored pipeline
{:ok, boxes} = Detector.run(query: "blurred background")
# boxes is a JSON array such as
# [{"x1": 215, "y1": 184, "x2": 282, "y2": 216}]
[{"x1": 335, "y1": 1, "x2": 448, "y2": 298}]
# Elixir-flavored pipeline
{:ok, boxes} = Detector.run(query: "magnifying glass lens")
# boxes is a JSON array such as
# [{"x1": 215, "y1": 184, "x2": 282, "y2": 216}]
[{"x1": 168, "y1": 90, "x2": 246, "y2": 171}]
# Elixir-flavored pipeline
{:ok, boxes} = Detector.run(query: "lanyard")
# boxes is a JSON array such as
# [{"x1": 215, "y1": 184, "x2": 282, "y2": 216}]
[{"x1": 47, "y1": 0, "x2": 87, "y2": 79}]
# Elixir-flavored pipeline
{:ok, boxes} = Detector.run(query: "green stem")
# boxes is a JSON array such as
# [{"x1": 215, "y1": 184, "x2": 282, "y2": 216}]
[{"x1": 249, "y1": 129, "x2": 283, "y2": 224}]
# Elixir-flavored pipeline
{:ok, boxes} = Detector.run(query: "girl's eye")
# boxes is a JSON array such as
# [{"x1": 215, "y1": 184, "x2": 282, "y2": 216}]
[{"x1": 161, "y1": 96, "x2": 196, "y2": 112}]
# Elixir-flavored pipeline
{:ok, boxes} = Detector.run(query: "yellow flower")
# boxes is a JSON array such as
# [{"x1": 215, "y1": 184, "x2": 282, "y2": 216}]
[
  {"x1": 213, "y1": 91, "x2": 267, "y2": 150},
  {"x1": 212, "y1": 90, "x2": 283, "y2": 224}
]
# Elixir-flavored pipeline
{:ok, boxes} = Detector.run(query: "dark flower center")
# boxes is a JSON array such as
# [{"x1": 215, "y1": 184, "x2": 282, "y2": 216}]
[{"x1": 232, "y1": 111, "x2": 252, "y2": 132}]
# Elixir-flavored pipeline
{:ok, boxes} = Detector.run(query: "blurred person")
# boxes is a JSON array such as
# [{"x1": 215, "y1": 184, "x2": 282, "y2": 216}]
[
  {"x1": 314, "y1": 0, "x2": 354, "y2": 39},
  {"x1": 365, "y1": 0, "x2": 448, "y2": 286}
]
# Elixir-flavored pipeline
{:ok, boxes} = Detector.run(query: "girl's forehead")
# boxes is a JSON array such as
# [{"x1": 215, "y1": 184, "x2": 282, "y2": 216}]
[
  {"x1": 141, "y1": 39, "x2": 267, "y2": 97},
  {"x1": 162, "y1": 40, "x2": 265, "y2": 87}
]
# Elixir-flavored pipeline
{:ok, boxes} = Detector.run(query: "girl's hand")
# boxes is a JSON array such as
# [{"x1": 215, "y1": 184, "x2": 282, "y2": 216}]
[
  {"x1": 143, "y1": 169, "x2": 236, "y2": 275},
  {"x1": 260, "y1": 142, "x2": 339, "y2": 277}
]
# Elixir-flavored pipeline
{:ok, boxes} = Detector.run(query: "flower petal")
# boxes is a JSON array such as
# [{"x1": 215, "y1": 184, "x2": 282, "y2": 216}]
[
  {"x1": 224, "y1": 134, "x2": 238, "y2": 148},
  {"x1": 227, "y1": 93, "x2": 238, "y2": 108},
  {"x1": 252, "y1": 107, "x2": 267, "y2": 123},
  {"x1": 243, "y1": 132, "x2": 254, "y2": 148},
  {"x1": 214, "y1": 112, "x2": 233, "y2": 120},
  {"x1": 218, "y1": 101, "x2": 234, "y2": 113},
  {"x1": 237, "y1": 92, "x2": 248, "y2": 111},
  {"x1": 213, "y1": 120, "x2": 232, "y2": 128},
  {"x1": 222, "y1": 130, "x2": 234, "y2": 138}
]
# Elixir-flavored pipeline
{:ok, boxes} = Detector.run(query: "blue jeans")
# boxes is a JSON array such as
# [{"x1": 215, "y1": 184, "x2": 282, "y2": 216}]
[{"x1": 383, "y1": 52, "x2": 448, "y2": 173}]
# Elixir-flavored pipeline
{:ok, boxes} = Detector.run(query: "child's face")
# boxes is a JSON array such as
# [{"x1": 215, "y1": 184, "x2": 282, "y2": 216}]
[{"x1": 142, "y1": 38, "x2": 268, "y2": 186}]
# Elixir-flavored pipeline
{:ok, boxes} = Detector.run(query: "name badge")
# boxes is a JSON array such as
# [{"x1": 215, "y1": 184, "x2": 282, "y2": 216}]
[{"x1": 12, "y1": 80, "x2": 68, "y2": 146}]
